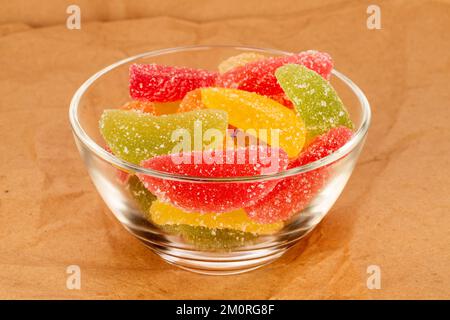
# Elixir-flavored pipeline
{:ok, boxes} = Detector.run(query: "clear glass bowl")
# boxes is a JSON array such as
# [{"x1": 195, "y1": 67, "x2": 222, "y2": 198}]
[{"x1": 69, "y1": 45, "x2": 371, "y2": 275}]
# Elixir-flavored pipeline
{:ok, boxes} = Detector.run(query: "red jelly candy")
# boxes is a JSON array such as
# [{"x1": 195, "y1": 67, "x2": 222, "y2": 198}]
[
  {"x1": 129, "y1": 64, "x2": 218, "y2": 102},
  {"x1": 245, "y1": 127, "x2": 353, "y2": 223},
  {"x1": 217, "y1": 50, "x2": 333, "y2": 96},
  {"x1": 139, "y1": 146, "x2": 288, "y2": 213}
]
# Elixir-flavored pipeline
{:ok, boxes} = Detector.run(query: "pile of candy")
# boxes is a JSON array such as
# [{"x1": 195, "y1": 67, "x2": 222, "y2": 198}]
[{"x1": 99, "y1": 50, "x2": 354, "y2": 249}]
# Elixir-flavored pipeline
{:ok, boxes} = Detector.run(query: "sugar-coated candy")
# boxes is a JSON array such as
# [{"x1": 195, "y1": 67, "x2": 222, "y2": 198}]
[
  {"x1": 97, "y1": 49, "x2": 358, "y2": 251},
  {"x1": 177, "y1": 89, "x2": 204, "y2": 113},
  {"x1": 129, "y1": 63, "x2": 217, "y2": 102},
  {"x1": 217, "y1": 50, "x2": 333, "y2": 96},
  {"x1": 161, "y1": 224, "x2": 256, "y2": 250},
  {"x1": 100, "y1": 109, "x2": 228, "y2": 164},
  {"x1": 178, "y1": 226, "x2": 255, "y2": 250},
  {"x1": 245, "y1": 127, "x2": 353, "y2": 223},
  {"x1": 201, "y1": 88, "x2": 306, "y2": 157},
  {"x1": 150, "y1": 200, "x2": 283, "y2": 235},
  {"x1": 218, "y1": 52, "x2": 293, "y2": 108},
  {"x1": 218, "y1": 52, "x2": 266, "y2": 74},
  {"x1": 289, "y1": 126, "x2": 354, "y2": 167},
  {"x1": 115, "y1": 168, "x2": 130, "y2": 184},
  {"x1": 177, "y1": 89, "x2": 293, "y2": 114},
  {"x1": 126, "y1": 175, "x2": 156, "y2": 213},
  {"x1": 139, "y1": 146, "x2": 289, "y2": 213},
  {"x1": 275, "y1": 64, "x2": 353, "y2": 141},
  {"x1": 104, "y1": 146, "x2": 130, "y2": 183}
]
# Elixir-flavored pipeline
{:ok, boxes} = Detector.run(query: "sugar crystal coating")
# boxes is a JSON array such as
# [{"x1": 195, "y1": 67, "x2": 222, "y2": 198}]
[
  {"x1": 217, "y1": 52, "x2": 295, "y2": 109},
  {"x1": 217, "y1": 50, "x2": 333, "y2": 96},
  {"x1": 150, "y1": 200, "x2": 283, "y2": 235},
  {"x1": 99, "y1": 109, "x2": 228, "y2": 164},
  {"x1": 245, "y1": 127, "x2": 353, "y2": 223},
  {"x1": 177, "y1": 88, "x2": 294, "y2": 113},
  {"x1": 129, "y1": 63, "x2": 217, "y2": 102},
  {"x1": 201, "y1": 88, "x2": 306, "y2": 157},
  {"x1": 139, "y1": 146, "x2": 288, "y2": 213},
  {"x1": 105, "y1": 145, "x2": 130, "y2": 183},
  {"x1": 289, "y1": 127, "x2": 354, "y2": 167},
  {"x1": 161, "y1": 224, "x2": 257, "y2": 250},
  {"x1": 121, "y1": 100, "x2": 180, "y2": 115},
  {"x1": 275, "y1": 64, "x2": 353, "y2": 141}
]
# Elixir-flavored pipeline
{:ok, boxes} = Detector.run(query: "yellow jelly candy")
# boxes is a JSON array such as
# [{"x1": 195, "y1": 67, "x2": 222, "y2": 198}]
[
  {"x1": 201, "y1": 88, "x2": 306, "y2": 157},
  {"x1": 153, "y1": 101, "x2": 180, "y2": 115},
  {"x1": 218, "y1": 52, "x2": 266, "y2": 74},
  {"x1": 126, "y1": 175, "x2": 156, "y2": 213},
  {"x1": 149, "y1": 200, "x2": 283, "y2": 235}
]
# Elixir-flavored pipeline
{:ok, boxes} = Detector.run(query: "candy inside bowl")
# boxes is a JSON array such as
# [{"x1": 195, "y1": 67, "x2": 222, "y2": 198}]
[{"x1": 69, "y1": 45, "x2": 370, "y2": 275}]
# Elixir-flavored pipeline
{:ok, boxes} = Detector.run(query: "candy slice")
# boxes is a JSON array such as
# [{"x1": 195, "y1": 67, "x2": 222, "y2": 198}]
[
  {"x1": 121, "y1": 100, "x2": 156, "y2": 114},
  {"x1": 201, "y1": 88, "x2": 306, "y2": 157},
  {"x1": 275, "y1": 64, "x2": 353, "y2": 141},
  {"x1": 218, "y1": 52, "x2": 266, "y2": 74},
  {"x1": 268, "y1": 93, "x2": 294, "y2": 109},
  {"x1": 127, "y1": 175, "x2": 156, "y2": 213},
  {"x1": 217, "y1": 50, "x2": 333, "y2": 96},
  {"x1": 129, "y1": 64, "x2": 217, "y2": 102},
  {"x1": 99, "y1": 109, "x2": 228, "y2": 164},
  {"x1": 245, "y1": 127, "x2": 353, "y2": 223},
  {"x1": 218, "y1": 52, "x2": 294, "y2": 109},
  {"x1": 105, "y1": 101, "x2": 156, "y2": 184},
  {"x1": 177, "y1": 89, "x2": 294, "y2": 114},
  {"x1": 150, "y1": 200, "x2": 283, "y2": 235},
  {"x1": 246, "y1": 169, "x2": 325, "y2": 223},
  {"x1": 161, "y1": 224, "x2": 256, "y2": 250},
  {"x1": 289, "y1": 127, "x2": 354, "y2": 167},
  {"x1": 139, "y1": 146, "x2": 289, "y2": 213}
]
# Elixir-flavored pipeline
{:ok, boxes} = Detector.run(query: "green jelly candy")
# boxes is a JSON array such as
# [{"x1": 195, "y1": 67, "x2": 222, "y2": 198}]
[
  {"x1": 99, "y1": 109, "x2": 228, "y2": 164},
  {"x1": 126, "y1": 175, "x2": 156, "y2": 214},
  {"x1": 160, "y1": 224, "x2": 256, "y2": 251},
  {"x1": 275, "y1": 64, "x2": 353, "y2": 141}
]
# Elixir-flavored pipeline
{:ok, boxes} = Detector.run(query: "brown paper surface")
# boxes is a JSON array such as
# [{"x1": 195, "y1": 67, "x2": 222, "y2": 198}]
[{"x1": 0, "y1": 0, "x2": 449, "y2": 299}]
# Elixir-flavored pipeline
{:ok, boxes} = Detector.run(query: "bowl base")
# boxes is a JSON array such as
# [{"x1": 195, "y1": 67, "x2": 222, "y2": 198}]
[{"x1": 148, "y1": 245, "x2": 288, "y2": 275}]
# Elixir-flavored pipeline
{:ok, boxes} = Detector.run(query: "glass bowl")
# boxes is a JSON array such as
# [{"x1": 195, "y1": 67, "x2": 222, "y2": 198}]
[{"x1": 69, "y1": 45, "x2": 371, "y2": 275}]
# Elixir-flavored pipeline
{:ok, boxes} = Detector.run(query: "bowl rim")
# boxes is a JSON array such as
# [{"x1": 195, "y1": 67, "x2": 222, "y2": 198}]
[{"x1": 69, "y1": 45, "x2": 371, "y2": 182}]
